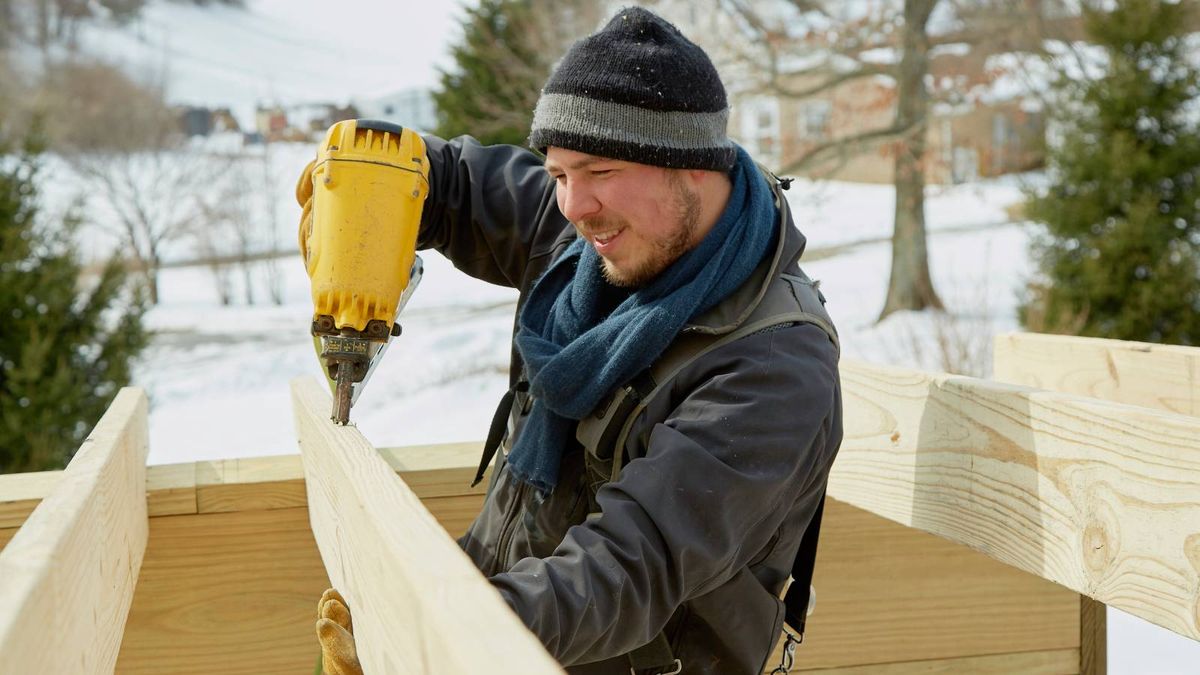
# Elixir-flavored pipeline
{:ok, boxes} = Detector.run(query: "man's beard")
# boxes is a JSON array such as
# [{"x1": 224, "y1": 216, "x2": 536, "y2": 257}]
[{"x1": 583, "y1": 174, "x2": 703, "y2": 288}]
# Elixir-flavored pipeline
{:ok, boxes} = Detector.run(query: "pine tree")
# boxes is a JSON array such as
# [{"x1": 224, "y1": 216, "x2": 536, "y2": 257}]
[
  {"x1": 433, "y1": 0, "x2": 599, "y2": 147},
  {"x1": 0, "y1": 134, "x2": 149, "y2": 473},
  {"x1": 1022, "y1": 0, "x2": 1200, "y2": 344}
]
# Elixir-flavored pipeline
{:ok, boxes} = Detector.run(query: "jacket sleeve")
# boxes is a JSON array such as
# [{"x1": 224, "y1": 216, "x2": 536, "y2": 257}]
[
  {"x1": 489, "y1": 323, "x2": 842, "y2": 665},
  {"x1": 419, "y1": 135, "x2": 565, "y2": 289}
]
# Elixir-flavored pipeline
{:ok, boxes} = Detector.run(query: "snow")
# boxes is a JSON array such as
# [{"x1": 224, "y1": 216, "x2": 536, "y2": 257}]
[{"x1": 8, "y1": 0, "x2": 1199, "y2": 670}]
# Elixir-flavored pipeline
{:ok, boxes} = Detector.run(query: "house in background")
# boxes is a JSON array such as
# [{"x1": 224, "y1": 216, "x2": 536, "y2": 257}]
[
  {"x1": 253, "y1": 102, "x2": 361, "y2": 142},
  {"x1": 731, "y1": 51, "x2": 1047, "y2": 184},
  {"x1": 647, "y1": 0, "x2": 1071, "y2": 185},
  {"x1": 176, "y1": 106, "x2": 241, "y2": 138}
]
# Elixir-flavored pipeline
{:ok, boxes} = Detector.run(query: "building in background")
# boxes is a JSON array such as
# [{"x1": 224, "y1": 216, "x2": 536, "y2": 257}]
[{"x1": 646, "y1": 0, "x2": 1060, "y2": 185}]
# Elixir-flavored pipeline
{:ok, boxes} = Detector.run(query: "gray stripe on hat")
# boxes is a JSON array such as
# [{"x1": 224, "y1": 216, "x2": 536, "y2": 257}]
[{"x1": 532, "y1": 93, "x2": 733, "y2": 151}]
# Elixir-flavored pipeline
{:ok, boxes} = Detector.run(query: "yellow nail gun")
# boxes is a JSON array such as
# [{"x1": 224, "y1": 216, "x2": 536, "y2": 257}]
[{"x1": 299, "y1": 119, "x2": 429, "y2": 424}]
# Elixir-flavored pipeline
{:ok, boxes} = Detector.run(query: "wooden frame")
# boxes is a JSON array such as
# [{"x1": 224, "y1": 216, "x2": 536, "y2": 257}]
[
  {"x1": 994, "y1": 331, "x2": 1200, "y2": 674},
  {"x1": 994, "y1": 332, "x2": 1198, "y2": 415},
  {"x1": 0, "y1": 388, "x2": 149, "y2": 673},
  {"x1": 292, "y1": 377, "x2": 562, "y2": 674},
  {"x1": 833, "y1": 359, "x2": 1200, "y2": 641},
  {"x1": 0, "y1": 341, "x2": 1195, "y2": 673}
]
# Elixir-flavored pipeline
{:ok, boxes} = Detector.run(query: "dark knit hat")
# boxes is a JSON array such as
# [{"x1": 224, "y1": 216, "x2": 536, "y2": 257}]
[{"x1": 528, "y1": 7, "x2": 736, "y2": 171}]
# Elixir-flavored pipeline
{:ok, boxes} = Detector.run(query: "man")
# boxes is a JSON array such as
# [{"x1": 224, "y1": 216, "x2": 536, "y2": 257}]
[{"x1": 312, "y1": 7, "x2": 842, "y2": 674}]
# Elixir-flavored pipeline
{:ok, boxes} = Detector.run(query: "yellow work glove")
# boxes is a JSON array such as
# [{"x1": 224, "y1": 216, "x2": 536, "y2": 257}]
[
  {"x1": 296, "y1": 157, "x2": 316, "y2": 267},
  {"x1": 317, "y1": 588, "x2": 363, "y2": 675}
]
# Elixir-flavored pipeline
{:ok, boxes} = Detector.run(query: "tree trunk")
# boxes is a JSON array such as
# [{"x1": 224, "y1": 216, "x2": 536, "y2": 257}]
[{"x1": 879, "y1": 0, "x2": 944, "y2": 320}]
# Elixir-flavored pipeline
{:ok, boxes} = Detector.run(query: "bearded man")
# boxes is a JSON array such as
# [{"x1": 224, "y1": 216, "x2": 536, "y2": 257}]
[{"x1": 311, "y1": 7, "x2": 842, "y2": 674}]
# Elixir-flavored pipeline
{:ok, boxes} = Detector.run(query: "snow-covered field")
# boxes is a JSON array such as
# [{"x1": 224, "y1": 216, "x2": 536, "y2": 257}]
[{"x1": 8, "y1": 0, "x2": 1196, "y2": 670}]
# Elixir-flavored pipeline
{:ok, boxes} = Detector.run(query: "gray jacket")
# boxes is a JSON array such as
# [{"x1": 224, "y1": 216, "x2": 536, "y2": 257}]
[{"x1": 418, "y1": 135, "x2": 843, "y2": 674}]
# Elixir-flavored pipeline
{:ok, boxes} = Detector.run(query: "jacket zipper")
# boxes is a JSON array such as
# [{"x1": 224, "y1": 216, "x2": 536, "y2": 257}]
[{"x1": 494, "y1": 478, "x2": 529, "y2": 571}]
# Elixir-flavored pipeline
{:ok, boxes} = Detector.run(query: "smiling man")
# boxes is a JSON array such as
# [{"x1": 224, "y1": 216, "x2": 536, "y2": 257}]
[{"x1": 313, "y1": 7, "x2": 843, "y2": 675}]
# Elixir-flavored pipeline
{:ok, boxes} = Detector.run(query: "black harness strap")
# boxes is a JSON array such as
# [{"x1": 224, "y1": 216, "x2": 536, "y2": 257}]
[
  {"x1": 783, "y1": 488, "x2": 825, "y2": 637},
  {"x1": 627, "y1": 632, "x2": 681, "y2": 674},
  {"x1": 473, "y1": 380, "x2": 528, "y2": 487}
]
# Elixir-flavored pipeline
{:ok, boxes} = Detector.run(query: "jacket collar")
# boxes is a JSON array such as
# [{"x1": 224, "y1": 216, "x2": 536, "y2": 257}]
[{"x1": 684, "y1": 176, "x2": 806, "y2": 335}]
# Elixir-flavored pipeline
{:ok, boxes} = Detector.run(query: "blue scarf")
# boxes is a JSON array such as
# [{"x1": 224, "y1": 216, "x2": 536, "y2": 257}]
[{"x1": 510, "y1": 146, "x2": 776, "y2": 493}]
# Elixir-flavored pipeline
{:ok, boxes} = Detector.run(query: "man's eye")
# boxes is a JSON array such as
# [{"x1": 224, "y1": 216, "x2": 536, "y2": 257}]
[{"x1": 591, "y1": 169, "x2": 613, "y2": 177}]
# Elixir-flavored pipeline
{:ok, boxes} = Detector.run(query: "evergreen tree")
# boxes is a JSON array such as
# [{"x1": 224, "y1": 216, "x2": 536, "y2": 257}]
[
  {"x1": 1022, "y1": 0, "x2": 1200, "y2": 344},
  {"x1": 0, "y1": 134, "x2": 149, "y2": 472},
  {"x1": 433, "y1": 0, "x2": 598, "y2": 147}
]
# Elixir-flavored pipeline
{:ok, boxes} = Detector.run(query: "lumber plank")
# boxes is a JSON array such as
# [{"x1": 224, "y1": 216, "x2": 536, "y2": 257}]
[
  {"x1": 994, "y1": 332, "x2": 1199, "y2": 416},
  {"x1": 767, "y1": 498, "x2": 1078, "y2": 670},
  {"x1": 378, "y1": 442, "x2": 490, "y2": 498},
  {"x1": 833, "y1": 360, "x2": 1200, "y2": 641},
  {"x1": 1079, "y1": 596, "x2": 1107, "y2": 675},
  {"x1": 0, "y1": 470, "x2": 62, "y2": 528},
  {"x1": 115, "y1": 494, "x2": 486, "y2": 673},
  {"x1": 292, "y1": 377, "x2": 562, "y2": 674},
  {"x1": 786, "y1": 647, "x2": 1080, "y2": 674},
  {"x1": 195, "y1": 455, "x2": 308, "y2": 513},
  {"x1": 115, "y1": 507, "x2": 331, "y2": 674},
  {"x1": 992, "y1": 338, "x2": 1122, "y2": 675},
  {"x1": 0, "y1": 527, "x2": 17, "y2": 551},
  {"x1": 0, "y1": 388, "x2": 149, "y2": 674},
  {"x1": 146, "y1": 462, "x2": 197, "y2": 517},
  {"x1": 0, "y1": 444, "x2": 489, "y2": 529}
]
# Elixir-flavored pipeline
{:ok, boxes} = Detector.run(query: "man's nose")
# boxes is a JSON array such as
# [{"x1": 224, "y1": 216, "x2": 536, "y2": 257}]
[{"x1": 558, "y1": 182, "x2": 601, "y2": 223}]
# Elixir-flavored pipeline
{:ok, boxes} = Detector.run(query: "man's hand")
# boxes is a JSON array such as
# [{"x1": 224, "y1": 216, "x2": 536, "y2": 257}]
[
  {"x1": 317, "y1": 588, "x2": 363, "y2": 675},
  {"x1": 296, "y1": 158, "x2": 316, "y2": 264}
]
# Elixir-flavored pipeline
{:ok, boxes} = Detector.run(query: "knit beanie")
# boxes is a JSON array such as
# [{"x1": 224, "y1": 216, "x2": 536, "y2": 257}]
[{"x1": 528, "y1": 7, "x2": 736, "y2": 171}]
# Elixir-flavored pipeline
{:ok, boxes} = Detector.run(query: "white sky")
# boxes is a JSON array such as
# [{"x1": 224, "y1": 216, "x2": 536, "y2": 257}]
[{"x1": 76, "y1": 0, "x2": 470, "y2": 125}]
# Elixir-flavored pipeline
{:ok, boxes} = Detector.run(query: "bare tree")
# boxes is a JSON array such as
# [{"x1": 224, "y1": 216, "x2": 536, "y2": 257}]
[
  {"x1": 717, "y1": 0, "x2": 1051, "y2": 319},
  {"x1": 260, "y1": 139, "x2": 285, "y2": 305},
  {"x1": 73, "y1": 146, "x2": 224, "y2": 304}
]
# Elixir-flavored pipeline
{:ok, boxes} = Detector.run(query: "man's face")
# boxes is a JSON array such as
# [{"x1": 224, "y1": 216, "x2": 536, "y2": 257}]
[{"x1": 544, "y1": 147, "x2": 702, "y2": 287}]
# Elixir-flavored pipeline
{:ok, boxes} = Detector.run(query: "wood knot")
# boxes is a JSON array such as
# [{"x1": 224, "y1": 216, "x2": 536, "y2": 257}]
[
  {"x1": 1082, "y1": 519, "x2": 1117, "y2": 577},
  {"x1": 1184, "y1": 533, "x2": 1200, "y2": 575}
]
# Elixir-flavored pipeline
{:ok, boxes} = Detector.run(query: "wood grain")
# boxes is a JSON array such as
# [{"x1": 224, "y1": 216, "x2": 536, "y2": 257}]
[
  {"x1": 788, "y1": 647, "x2": 1079, "y2": 674},
  {"x1": 115, "y1": 491, "x2": 486, "y2": 673},
  {"x1": 0, "y1": 388, "x2": 149, "y2": 674},
  {"x1": 994, "y1": 332, "x2": 1199, "y2": 416},
  {"x1": 764, "y1": 498, "x2": 1079, "y2": 671},
  {"x1": 115, "y1": 507, "x2": 331, "y2": 674},
  {"x1": 833, "y1": 359, "x2": 1200, "y2": 641},
  {"x1": 292, "y1": 377, "x2": 562, "y2": 674},
  {"x1": 0, "y1": 470, "x2": 62, "y2": 528}
]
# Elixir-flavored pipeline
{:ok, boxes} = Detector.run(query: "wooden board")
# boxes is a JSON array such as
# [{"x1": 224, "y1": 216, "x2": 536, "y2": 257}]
[
  {"x1": 768, "y1": 498, "x2": 1079, "y2": 671},
  {"x1": 993, "y1": 332, "x2": 1200, "y2": 674},
  {"x1": 292, "y1": 377, "x2": 562, "y2": 674},
  {"x1": 0, "y1": 470, "x2": 62, "y2": 528},
  {"x1": 788, "y1": 647, "x2": 1079, "y2": 674},
  {"x1": 115, "y1": 494, "x2": 486, "y2": 673},
  {"x1": 833, "y1": 360, "x2": 1200, "y2": 641},
  {"x1": 994, "y1": 332, "x2": 1199, "y2": 416},
  {"x1": 115, "y1": 507, "x2": 331, "y2": 674},
  {"x1": 0, "y1": 388, "x2": 149, "y2": 674}
]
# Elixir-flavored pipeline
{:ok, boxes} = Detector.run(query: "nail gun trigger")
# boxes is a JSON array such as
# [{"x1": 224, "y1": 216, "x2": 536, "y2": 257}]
[{"x1": 390, "y1": 323, "x2": 403, "y2": 337}]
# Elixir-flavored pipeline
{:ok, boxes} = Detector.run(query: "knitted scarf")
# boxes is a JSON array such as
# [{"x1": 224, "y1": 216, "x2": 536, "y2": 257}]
[{"x1": 510, "y1": 146, "x2": 776, "y2": 493}]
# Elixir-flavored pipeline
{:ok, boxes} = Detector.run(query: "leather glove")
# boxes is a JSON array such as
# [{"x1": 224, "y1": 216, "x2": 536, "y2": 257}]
[
  {"x1": 296, "y1": 158, "x2": 316, "y2": 266},
  {"x1": 317, "y1": 588, "x2": 363, "y2": 675}
]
